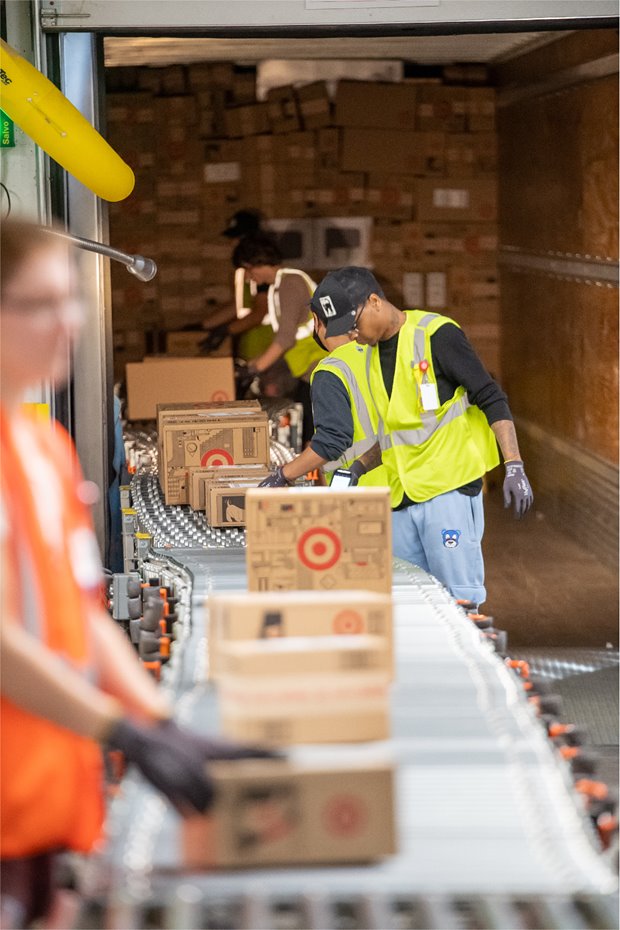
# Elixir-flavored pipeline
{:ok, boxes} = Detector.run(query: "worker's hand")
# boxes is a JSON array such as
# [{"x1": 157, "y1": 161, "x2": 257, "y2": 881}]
[
  {"x1": 106, "y1": 718, "x2": 279, "y2": 815},
  {"x1": 198, "y1": 324, "x2": 229, "y2": 354},
  {"x1": 258, "y1": 465, "x2": 294, "y2": 488},
  {"x1": 503, "y1": 460, "x2": 533, "y2": 518},
  {"x1": 234, "y1": 359, "x2": 258, "y2": 397},
  {"x1": 348, "y1": 459, "x2": 369, "y2": 486}
]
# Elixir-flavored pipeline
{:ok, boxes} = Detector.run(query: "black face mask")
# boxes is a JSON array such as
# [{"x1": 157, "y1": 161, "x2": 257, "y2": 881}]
[{"x1": 313, "y1": 329, "x2": 327, "y2": 351}]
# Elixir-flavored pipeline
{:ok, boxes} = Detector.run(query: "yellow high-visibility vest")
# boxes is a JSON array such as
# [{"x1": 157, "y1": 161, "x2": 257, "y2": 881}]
[{"x1": 267, "y1": 268, "x2": 325, "y2": 377}]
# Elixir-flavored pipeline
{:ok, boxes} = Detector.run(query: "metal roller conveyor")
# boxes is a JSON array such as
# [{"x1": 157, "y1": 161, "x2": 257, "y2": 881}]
[{"x1": 85, "y1": 487, "x2": 619, "y2": 929}]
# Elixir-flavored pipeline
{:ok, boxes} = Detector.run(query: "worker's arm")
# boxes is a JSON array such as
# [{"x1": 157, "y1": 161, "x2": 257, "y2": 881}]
[
  {"x1": 281, "y1": 446, "x2": 327, "y2": 482},
  {"x1": 0, "y1": 617, "x2": 125, "y2": 741},
  {"x1": 490, "y1": 419, "x2": 522, "y2": 464},
  {"x1": 88, "y1": 609, "x2": 172, "y2": 723},
  {"x1": 251, "y1": 340, "x2": 285, "y2": 373}
]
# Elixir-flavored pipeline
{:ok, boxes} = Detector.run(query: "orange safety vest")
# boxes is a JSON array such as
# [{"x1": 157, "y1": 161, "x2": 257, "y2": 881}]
[{"x1": 0, "y1": 408, "x2": 105, "y2": 858}]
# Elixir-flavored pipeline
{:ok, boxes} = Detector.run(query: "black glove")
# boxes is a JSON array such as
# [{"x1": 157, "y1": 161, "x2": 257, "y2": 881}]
[
  {"x1": 503, "y1": 460, "x2": 533, "y2": 518},
  {"x1": 234, "y1": 360, "x2": 258, "y2": 397},
  {"x1": 258, "y1": 465, "x2": 294, "y2": 488},
  {"x1": 348, "y1": 459, "x2": 369, "y2": 486},
  {"x1": 198, "y1": 324, "x2": 230, "y2": 354},
  {"x1": 107, "y1": 717, "x2": 278, "y2": 815}
]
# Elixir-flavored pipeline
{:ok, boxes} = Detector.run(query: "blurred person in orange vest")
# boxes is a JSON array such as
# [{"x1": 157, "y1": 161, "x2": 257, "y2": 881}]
[{"x1": 0, "y1": 219, "x2": 273, "y2": 929}]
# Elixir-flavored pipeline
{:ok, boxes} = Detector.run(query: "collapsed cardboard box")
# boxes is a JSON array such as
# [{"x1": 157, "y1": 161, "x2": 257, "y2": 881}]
[
  {"x1": 245, "y1": 487, "x2": 392, "y2": 594},
  {"x1": 182, "y1": 754, "x2": 396, "y2": 869},
  {"x1": 218, "y1": 635, "x2": 391, "y2": 744},
  {"x1": 207, "y1": 589, "x2": 393, "y2": 679},
  {"x1": 189, "y1": 464, "x2": 269, "y2": 511},
  {"x1": 158, "y1": 403, "x2": 269, "y2": 505},
  {"x1": 126, "y1": 357, "x2": 235, "y2": 420}
]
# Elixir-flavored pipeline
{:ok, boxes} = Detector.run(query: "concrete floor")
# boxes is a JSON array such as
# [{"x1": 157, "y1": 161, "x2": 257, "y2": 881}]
[{"x1": 482, "y1": 485, "x2": 619, "y2": 649}]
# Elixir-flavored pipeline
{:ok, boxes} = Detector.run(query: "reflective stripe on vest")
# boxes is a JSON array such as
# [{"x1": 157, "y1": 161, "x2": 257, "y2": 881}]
[
  {"x1": 315, "y1": 355, "x2": 377, "y2": 471},
  {"x1": 365, "y1": 314, "x2": 471, "y2": 451},
  {"x1": 234, "y1": 266, "x2": 257, "y2": 320},
  {"x1": 267, "y1": 268, "x2": 316, "y2": 341}
]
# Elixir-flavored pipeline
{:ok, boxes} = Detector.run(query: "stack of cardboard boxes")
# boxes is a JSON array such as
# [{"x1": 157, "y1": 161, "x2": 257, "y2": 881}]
[
  {"x1": 156, "y1": 401, "x2": 270, "y2": 523},
  {"x1": 107, "y1": 63, "x2": 500, "y2": 380},
  {"x1": 184, "y1": 486, "x2": 396, "y2": 868}
]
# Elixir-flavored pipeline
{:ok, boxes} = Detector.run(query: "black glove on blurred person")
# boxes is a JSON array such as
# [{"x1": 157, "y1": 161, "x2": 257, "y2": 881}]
[
  {"x1": 258, "y1": 466, "x2": 294, "y2": 489},
  {"x1": 107, "y1": 717, "x2": 278, "y2": 815},
  {"x1": 503, "y1": 460, "x2": 534, "y2": 518},
  {"x1": 198, "y1": 324, "x2": 230, "y2": 354}
]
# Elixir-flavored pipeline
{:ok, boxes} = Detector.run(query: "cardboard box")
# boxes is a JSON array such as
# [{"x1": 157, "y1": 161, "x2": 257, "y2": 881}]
[
  {"x1": 224, "y1": 103, "x2": 270, "y2": 138},
  {"x1": 164, "y1": 331, "x2": 233, "y2": 358},
  {"x1": 189, "y1": 464, "x2": 269, "y2": 510},
  {"x1": 220, "y1": 688, "x2": 390, "y2": 744},
  {"x1": 159, "y1": 407, "x2": 270, "y2": 505},
  {"x1": 415, "y1": 178, "x2": 497, "y2": 223},
  {"x1": 126, "y1": 357, "x2": 235, "y2": 421},
  {"x1": 341, "y1": 128, "x2": 444, "y2": 176},
  {"x1": 182, "y1": 755, "x2": 396, "y2": 868},
  {"x1": 335, "y1": 80, "x2": 417, "y2": 130},
  {"x1": 445, "y1": 133, "x2": 497, "y2": 177},
  {"x1": 296, "y1": 81, "x2": 332, "y2": 129},
  {"x1": 206, "y1": 484, "x2": 250, "y2": 527},
  {"x1": 416, "y1": 85, "x2": 468, "y2": 132},
  {"x1": 245, "y1": 487, "x2": 392, "y2": 594},
  {"x1": 207, "y1": 589, "x2": 393, "y2": 679},
  {"x1": 266, "y1": 85, "x2": 301, "y2": 134},
  {"x1": 219, "y1": 633, "x2": 389, "y2": 678}
]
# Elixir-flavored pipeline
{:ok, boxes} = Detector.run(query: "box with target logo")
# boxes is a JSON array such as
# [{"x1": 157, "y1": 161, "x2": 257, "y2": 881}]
[
  {"x1": 206, "y1": 480, "x2": 266, "y2": 528},
  {"x1": 126, "y1": 357, "x2": 235, "y2": 421},
  {"x1": 182, "y1": 752, "x2": 396, "y2": 868},
  {"x1": 217, "y1": 635, "x2": 391, "y2": 744},
  {"x1": 245, "y1": 487, "x2": 392, "y2": 594},
  {"x1": 158, "y1": 404, "x2": 269, "y2": 505},
  {"x1": 207, "y1": 590, "x2": 393, "y2": 679},
  {"x1": 189, "y1": 464, "x2": 269, "y2": 511}
]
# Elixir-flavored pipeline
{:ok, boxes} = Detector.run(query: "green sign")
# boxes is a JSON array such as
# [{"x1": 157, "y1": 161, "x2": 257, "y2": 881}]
[{"x1": 1, "y1": 110, "x2": 15, "y2": 147}]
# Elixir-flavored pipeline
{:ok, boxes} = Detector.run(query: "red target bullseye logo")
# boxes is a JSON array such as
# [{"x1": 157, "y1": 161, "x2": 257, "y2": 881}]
[
  {"x1": 333, "y1": 610, "x2": 364, "y2": 635},
  {"x1": 201, "y1": 448, "x2": 234, "y2": 467},
  {"x1": 297, "y1": 527, "x2": 341, "y2": 571},
  {"x1": 323, "y1": 796, "x2": 366, "y2": 837},
  {"x1": 211, "y1": 390, "x2": 229, "y2": 402}
]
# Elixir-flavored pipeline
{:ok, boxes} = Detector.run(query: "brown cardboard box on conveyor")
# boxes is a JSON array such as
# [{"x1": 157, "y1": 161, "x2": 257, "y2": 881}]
[
  {"x1": 126, "y1": 357, "x2": 236, "y2": 420},
  {"x1": 245, "y1": 487, "x2": 392, "y2": 594},
  {"x1": 207, "y1": 589, "x2": 393, "y2": 680},
  {"x1": 217, "y1": 635, "x2": 391, "y2": 744},
  {"x1": 188, "y1": 464, "x2": 269, "y2": 511},
  {"x1": 157, "y1": 402, "x2": 269, "y2": 505},
  {"x1": 182, "y1": 752, "x2": 396, "y2": 869},
  {"x1": 205, "y1": 479, "x2": 266, "y2": 528}
]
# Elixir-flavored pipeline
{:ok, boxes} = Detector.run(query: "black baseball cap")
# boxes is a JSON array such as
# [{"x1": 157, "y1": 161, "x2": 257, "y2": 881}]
[
  {"x1": 310, "y1": 267, "x2": 384, "y2": 337},
  {"x1": 222, "y1": 209, "x2": 263, "y2": 239}
]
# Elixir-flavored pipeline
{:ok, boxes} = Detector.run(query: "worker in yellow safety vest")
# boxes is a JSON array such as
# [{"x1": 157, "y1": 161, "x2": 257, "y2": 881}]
[
  {"x1": 306, "y1": 267, "x2": 534, "y2": 608},
  {"x1": 233, "y1": 234, "x2": 326, "y2": 444},
  {"x1": 258, "y1": 308, "x2": 389, "y2": 488},
  {"x1": 199, "y1": 210, "x2": 274, "y2": 360}
]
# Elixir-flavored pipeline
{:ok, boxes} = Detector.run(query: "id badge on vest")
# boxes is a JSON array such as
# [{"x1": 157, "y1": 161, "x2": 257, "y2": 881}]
[{"x1": 419, "y1": 381, "x2": 440, "y2": 411}]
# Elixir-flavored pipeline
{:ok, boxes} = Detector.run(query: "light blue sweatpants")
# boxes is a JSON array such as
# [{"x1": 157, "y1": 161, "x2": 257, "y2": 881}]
[{"x1": 392, "y1": 489, "x2": 486, "y2": 606}]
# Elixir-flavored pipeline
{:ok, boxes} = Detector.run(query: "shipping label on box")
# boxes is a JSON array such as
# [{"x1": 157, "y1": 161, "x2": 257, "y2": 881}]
[
  {"x1": 126, "y1": 357, "x2": 235, "y2": 421},
  {"x1": 207, "y1": 589, "x2": 393, "y2": 679},
  {"x1": 182, "y1": 755, "x2": 396, "y2": 869},
  {"x1": 416, "y1": 178, "x2": 497, "y2": 223},
  {"x1": 245, "y1": 487, "x2": 392, "y2": 594}
]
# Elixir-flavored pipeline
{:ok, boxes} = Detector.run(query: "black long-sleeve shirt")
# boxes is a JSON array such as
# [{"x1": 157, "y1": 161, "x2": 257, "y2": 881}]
[{"x1": 310, "y1": 322, "x2": 512, "y2": 496}]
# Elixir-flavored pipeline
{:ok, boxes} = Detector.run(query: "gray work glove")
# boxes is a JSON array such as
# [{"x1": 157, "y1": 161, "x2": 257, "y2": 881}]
[
  {"x1": 258, "y1": 465, "x2": 294, "y2": 488},
  {"x1": 107, "y1": 718, "x2": 278, "y2": 815},
  {"x1": 348, "y1": 459, "x2": 369, "y2": 486},
  {"x1": 503, "y1": 460, "x2": 533, "y2": 518}
]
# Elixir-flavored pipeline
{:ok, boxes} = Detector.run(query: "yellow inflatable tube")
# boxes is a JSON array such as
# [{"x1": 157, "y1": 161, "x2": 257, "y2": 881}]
[{"x1": 0, "y1": 39, "x2": 134, "y2": 202}]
